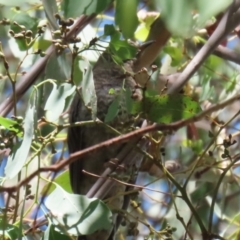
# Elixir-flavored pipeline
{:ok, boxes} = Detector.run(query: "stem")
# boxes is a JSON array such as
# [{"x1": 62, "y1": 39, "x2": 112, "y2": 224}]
[{"x1": 208, "y1": 153, "x2": 240, "y2": 232}]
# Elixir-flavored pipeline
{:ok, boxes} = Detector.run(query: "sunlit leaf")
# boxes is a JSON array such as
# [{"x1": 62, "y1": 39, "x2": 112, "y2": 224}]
[
  {"x1": 135, "y1": 12, "x2": 160, "y2": 41},
  {"x1": 45, "y1": 82, "x2": 76, "y2": 122},
  {"x1": 72, "y1": 57, "x2": 83, "y2": 87},
  {"x1": 182, "y1": 139, "x2": 203, "y2": 154},
  {"x1": 33, "y1": 39, "x2": 52, "y2": 51},
  {"x1": 164, "y1": 46, "x2": 183, "y2": 67},
  {"x1": 0, "y1": 117, "x2": 22, "y2": 136},
  {"x1": 80, "y1": 62, "x2": 97, "y2": 120},
  {"x1": 41, "y1": 170, "x2": 72, "y2": 195}
]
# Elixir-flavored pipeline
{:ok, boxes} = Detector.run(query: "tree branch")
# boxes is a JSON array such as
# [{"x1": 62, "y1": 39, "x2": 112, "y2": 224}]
[
  {"x1": 168, "y1": 0, "x2": 240, "y2": 94},
  {"x1": 2, "y1": 93, "x2": 240, "y2": 194}
]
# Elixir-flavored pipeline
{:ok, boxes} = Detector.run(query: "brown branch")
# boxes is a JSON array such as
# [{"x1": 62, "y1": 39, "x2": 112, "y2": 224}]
[
  {"x1": 213, "y1": 45, "x2": 240, "y2": 64},
  {"x1": 2, "y1": 93, "x2": 240, "y2": 194}
]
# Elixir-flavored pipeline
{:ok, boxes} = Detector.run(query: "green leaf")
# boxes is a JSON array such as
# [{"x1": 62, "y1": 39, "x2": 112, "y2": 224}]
[
  {"x1": 45, "y1": 82, "x2": 76, "y2": 122},
  {"x1": 62, "y1": 0, "x2": 112, "y2": 18},
  {"x1": 155, "y1": 0, "x2": 231, "y2": 36},
  {"x1": 0, "y1": 218, "x2": 19, "y2": 240},
  {"x1": 191, "y1": 182, "x2": 213, "y2": 203},
  {"x1": 5, "y1": 104, "x2": 34, "y2": 179},
  {"x1": 196, "y1": 0, "x2": 232, "y2": 26},
  {"x1": 164, "y1": 46, "x2": 183, "y2": 67},
  {"x1": 45, "y1": 54, "x2": 71, "y2": 81},
  {"x1": 104, "y1": 24, "x2": 117, "y2": 36},
  {"x1": 115, "y1": 0, "x2": 139, "y2": 39},
  {"x1": 45, "y1": 185, "x2": 112, "y2": 236},
  {"x1": 131, "y1": 94, "x2": 201, "y2": 123},
  {"x1": 135, "y1": 13, "x2": 160, "y2": 41},
  {"x1": 182, "y1": 139, "x2": 203, "y2": 154},
  {"x1": 10, "y1": 12, "x2": 39, "y2": 51},
  {"x1": 199, "y1": 75, "x2": 215, "y2": 101},
  {"x1": 104, "y1": 97, "x2": 119, "y2": 123},
  {"x1": 0, "y1": 0, "x2": 40, "y2": 6},
  {"x1": 155, "y1": 0, "x2": 194, "y2": 36},
  {"x1": 109, "y1": 39, "x2": 137, "y2": 62},
  {"x1": 33, "y1": 39, "x2": 52, "y2": 51},
  {"x1": 42, "y1": 0, "x2": 59, "y2": 30},
  {"x1": 41, "y1": 170, "x2": 72, "y2": 195},
  {"x1": 80, "y1": 62, "x2": 97, "y2": 120},
  {"x1": 43, "y1": 224, "x2": 72, "y2": 240},
  {"x1": 224, "y1": 77, "x2": 237, "y2": 93},
  {"x1": 0, "y1": 117, "x2": 22, "y2": 136},
  {"x1": 72, "y1": 57, "x2": 83, "y2": 87}
]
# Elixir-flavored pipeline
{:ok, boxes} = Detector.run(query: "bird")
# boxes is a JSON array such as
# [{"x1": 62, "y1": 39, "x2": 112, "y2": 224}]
[{"x1": 67, "y1": 17, "x2": 170, "y2": 240}]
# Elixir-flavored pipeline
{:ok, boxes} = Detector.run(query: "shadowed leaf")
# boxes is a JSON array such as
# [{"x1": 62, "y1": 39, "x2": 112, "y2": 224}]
[
  {"x1": 5, "y1": 105, "x2": 35, "y2": 179},
  {"x1": 45, "y1": 185, "x2": 112, "y2": 236}
]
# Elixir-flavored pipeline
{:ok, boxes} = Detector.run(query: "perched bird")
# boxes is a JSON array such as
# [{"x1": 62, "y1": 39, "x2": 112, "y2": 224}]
[{"x1": 67, "y1": 17, "x2": 170, "y2": 240}]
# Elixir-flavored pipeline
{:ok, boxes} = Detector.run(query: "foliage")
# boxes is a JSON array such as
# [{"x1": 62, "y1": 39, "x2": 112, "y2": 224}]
[{"x1": 0, "y1": 0, "x2": 239, "y2": 240}]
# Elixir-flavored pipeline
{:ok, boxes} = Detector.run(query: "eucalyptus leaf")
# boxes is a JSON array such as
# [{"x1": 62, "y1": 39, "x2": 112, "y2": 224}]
[
  {"x1": 5, "y1": 105, "x2": 35, "y2": 179},
  {"x1": 42, "y1": 0, "x2": 59, "y2": 30},
  {"x1": 0, "y1": 117, "x2": 22, "y2": 136},
  {"x1": 191, "y1": 182, "x2": 213, "y2": 203},
  {"x1": 135, "y1": 13, "x2": 159, "y2": 41},
  {"x1": 155, "y1": 0, "x2": 231, "y2": 36},
  {"x1": 62, "y1": 0, "x2": 112, "y2": 18},
  {"x1": 164, "y1": 46, "x2": 183, "y2": 67},
  {"x1": 115, "y1": 0, "x2": 139, "y2": 39},
  {"x1": 72, "y1": 57, "x2": 83, "y2": 86},
  {"x1": 109, "y1": 39, "x2": 137, "y2": 61},
  {"x1": 41, "y1": 170, "x2": 72, "y2": 196},
  {"x1": 45, "y1": 185, "x2": 112, "y2": 236},
  {"x1": 131, "y1": 94, "x2": 201, "y2": 123},
  {"x1": 197, "y1": 0, "x2": 232, "y2": 26},
  {"x1": 42, "y1": 224, "x2": 71, "y2": 240},
  {"x1": 45, "y1": 82, "x2": 76, "y2": 122},
  {"x1": 0, "y1": 0, "x2": 40, "y2": 6},
  {"x1": 155, "y1": 0, "x2": 194, "y2": 36},
  {"x1": 81, "y1": 63, "x2": 97, "y2": 120},
  {"x1": 45, "y1": 54, "x2": 71, "y2": 81},
  {"x1": 0, "y1": 218, "x2": 19, "y2": 240},
  {"x1": 104, "y1": 24, "x2": 117, "y2": 37},
  {"x1": 104, "y1": 97, "x2": 119, "y2": 123}
]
